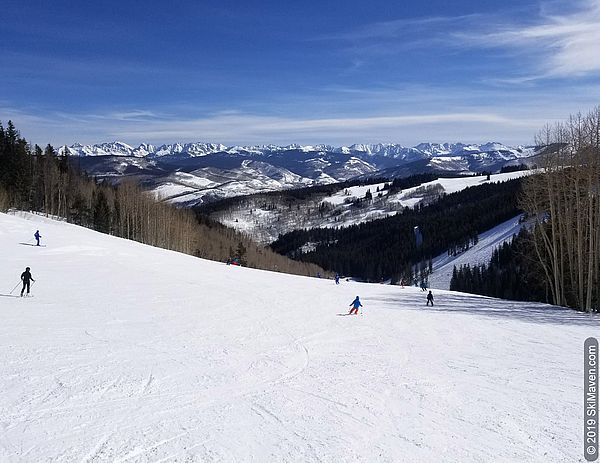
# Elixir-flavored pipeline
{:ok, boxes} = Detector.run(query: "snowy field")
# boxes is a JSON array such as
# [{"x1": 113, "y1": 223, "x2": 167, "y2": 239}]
[
  {"x1": 0, "y1": 211, "x2": 595, "y2": 462},
  {"x1": 324, "y1": 182, "x2": 390, "y2": 206},
  {"x1": 389, "y1": 170, "x2": 535, "y2": 207}
]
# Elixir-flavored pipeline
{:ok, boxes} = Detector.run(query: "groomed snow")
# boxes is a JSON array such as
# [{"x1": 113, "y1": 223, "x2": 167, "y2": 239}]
[
  {"x1": 0, "y1": 211, "x2": 594, "y2": 462},
  {"x1": 428, "y1": 214, "x2": 530, "y2": 290}
]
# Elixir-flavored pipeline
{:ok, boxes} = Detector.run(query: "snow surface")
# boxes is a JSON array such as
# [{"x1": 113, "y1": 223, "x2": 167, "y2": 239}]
[
  {"x1": 324, "y1": 182, "x2": 389, "y2": 206},
  {"x1": 389, "y1": 171, "x2": 535, "y2": 207},
  {"x1": 428, "y1": 215, "x2": 530, "y2": 290},
  {"x1": 0, "y1": 211, "x2": 594, "y2": 462}
]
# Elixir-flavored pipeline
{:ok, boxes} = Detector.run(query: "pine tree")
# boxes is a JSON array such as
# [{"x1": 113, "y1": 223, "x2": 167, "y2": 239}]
[
  {"x1": 93, "y1": 190, "x2": 111, "y2": 233},
  {"x1": 236, "y1": 241, "x2": 247, "y2": 266}
]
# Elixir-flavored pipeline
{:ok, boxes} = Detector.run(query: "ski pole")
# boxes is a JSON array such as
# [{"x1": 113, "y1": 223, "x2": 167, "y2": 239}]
[{"x1": 9, "y1": 281, "x2": 21, "y2": 294}]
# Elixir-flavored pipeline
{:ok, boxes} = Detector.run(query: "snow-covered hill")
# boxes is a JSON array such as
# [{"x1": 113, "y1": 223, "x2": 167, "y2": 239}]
[
  {"x1": 0, "y1": 211, "x2": 593, "y2": 462},
  {"x1": 211, "y1": 170, "x2": 535, "y2": 244}
]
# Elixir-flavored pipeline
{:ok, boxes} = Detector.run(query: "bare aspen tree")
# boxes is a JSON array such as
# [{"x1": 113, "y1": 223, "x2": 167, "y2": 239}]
[
  {"x1": 0, "y1": 186, "x2": 9, "y2": 211},
  {"x1": 522, "y1": 107, "x2": 600, "y2": 311}
]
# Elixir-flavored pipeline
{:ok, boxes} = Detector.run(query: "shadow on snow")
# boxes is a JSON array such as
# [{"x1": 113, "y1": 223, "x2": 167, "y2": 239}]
[{"x1": 369, "y1": 292, "x2": 598, "y2": 326}]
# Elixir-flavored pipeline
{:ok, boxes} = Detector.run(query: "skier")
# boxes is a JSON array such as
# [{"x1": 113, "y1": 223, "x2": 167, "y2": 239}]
[
  {"x1": 20, "y1": 267, "x2": 35, "y2": 297},
  {"x1": 426, "y1": 290, "x2": 434, "y2": 306},
  {"x1": 335, "y1": 273, "x2": 340, "y2": 285},
  {"x1": 349, "y1": 296, "x2": 362, "y2": 315},
  {"x1": 34, "y1": 230, "x2": 41, "y2": 246},
  {"x1": 420, "y1": 281, "x2": 427, "y2": 291}
]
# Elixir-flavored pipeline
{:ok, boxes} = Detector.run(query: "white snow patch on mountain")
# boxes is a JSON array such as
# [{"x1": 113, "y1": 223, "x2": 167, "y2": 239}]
[
  {"x1": 324, "y1": 182, "x2": 389, "y2": 206},
  {"x1": 389, "y1": 170, "x2": 535, "y2": 206}
]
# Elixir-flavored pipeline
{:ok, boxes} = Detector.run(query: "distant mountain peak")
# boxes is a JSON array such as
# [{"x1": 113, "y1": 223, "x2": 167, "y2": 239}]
[{"x1": 63, "y1": 141, "x2": 535, "y2": 161}]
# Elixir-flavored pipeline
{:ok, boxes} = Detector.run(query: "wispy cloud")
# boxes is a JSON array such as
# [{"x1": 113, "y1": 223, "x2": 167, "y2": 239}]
[
  {"x1": 317, "y1": 14, "x2": 484, "y2": 60},
  {"x1": 95, "y1": 110, "x2": 164, "y2": 122},
  {"x1": 454, "y1": 0, "x2": 600, "y2": 78},
  {"x1": 5, "y1": 72, "x2": 600, "y2": 147},
  {"x1": 326, "y1": 1, "x2": 600, "y2": 80},
  {"x1": 320, "y1": 15, "x2": 482, "y2": 42},
  {"x1": 1, "y1": 105, "x2": 546, "y2": 147}
]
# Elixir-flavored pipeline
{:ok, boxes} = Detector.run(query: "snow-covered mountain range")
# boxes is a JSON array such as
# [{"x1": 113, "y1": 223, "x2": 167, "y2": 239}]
[
  {"x1": 63, "y1": 141, "x2": 542, "y2": 206},
  {"x1": 62, "y1": 141, "x2": 536, "y2": 161}
]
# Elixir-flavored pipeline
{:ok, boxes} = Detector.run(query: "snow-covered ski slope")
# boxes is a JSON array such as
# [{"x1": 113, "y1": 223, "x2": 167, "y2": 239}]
[
  {"x1": 428, "y1": 214, "x2": 529, "y2": 290},
  {"x1": 0, "y1": 212, "x2": 594, "y2": 462}
]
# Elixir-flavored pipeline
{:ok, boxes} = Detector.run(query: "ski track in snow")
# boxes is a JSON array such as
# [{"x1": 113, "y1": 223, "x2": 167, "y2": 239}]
[{"x1": 0, "y1": 211, "x2": 596, "y2": 462}]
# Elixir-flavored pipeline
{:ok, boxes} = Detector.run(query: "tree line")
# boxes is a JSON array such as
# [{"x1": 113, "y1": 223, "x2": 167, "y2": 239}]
[{"x1": 0, "y1": 121, "x2": 326, "y2": 277}]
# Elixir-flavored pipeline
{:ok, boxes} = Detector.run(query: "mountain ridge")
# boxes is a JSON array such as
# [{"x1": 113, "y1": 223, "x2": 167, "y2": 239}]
[
  {"x1": 65, "y1": 141, "x2": 542, "y2": 207},
  {"x1": 60, "y1": 141, "x2": 536, "y2": 160}
]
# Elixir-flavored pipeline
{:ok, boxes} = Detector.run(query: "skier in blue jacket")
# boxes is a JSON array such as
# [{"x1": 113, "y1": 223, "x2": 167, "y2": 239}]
[
  {"x1": 349, "y1": 296, "x2": 362, "y2": 315},
  {"x1": 34, "y1": 230, "x2": 41, "y2": 246}
]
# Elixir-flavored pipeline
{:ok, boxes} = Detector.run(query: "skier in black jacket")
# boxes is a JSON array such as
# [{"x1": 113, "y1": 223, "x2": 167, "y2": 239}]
[
  {"x1": 20, "y1": 267, "x2": 35, "y2": 297},
  {"x1": 426, "y1": 290, "x2": 434, "y2": 306}
]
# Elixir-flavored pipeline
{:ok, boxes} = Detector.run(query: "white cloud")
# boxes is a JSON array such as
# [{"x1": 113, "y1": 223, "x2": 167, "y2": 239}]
[
  {"x1": 320, "y1": 15, "x2": 482, "y2": 42},
  {"x1": 328, "y1": 1, "x2": 600, "y2": 80},
  {"x1": 454, "y1": 0, "x2": 600, "y2": 78},
  {"x1": 1, "y1": 106, "x2": 544, "y2": 147},
  {"x1": 4, "y1": 82, "x2": 599, "y2": 147}
]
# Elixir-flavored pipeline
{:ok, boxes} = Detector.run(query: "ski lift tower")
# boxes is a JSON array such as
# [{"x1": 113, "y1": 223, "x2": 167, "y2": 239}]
[{"x1": 413, "y1": 226, "x2": 423, "y2": 248}]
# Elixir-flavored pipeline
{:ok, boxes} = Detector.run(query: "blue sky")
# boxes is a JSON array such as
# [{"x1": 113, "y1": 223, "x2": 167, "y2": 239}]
[{"x1": 1, "y1": 0, "x2": 600, "y2": 147}]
